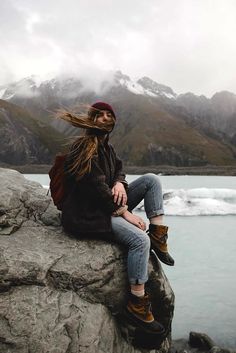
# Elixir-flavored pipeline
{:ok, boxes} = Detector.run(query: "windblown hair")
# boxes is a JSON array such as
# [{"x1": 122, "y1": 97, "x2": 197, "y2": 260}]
[{"x1": 55, "y1": 105, "x2": 115, "y2": 180}]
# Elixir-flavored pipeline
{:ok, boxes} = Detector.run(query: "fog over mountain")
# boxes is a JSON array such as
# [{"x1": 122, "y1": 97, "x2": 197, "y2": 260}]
[
  {"x1": 1, "y1": 0, "x2": 236, "y2": 97},
  {"x1": 0, "y1": 71, "x2": 235, "y2": 167}
]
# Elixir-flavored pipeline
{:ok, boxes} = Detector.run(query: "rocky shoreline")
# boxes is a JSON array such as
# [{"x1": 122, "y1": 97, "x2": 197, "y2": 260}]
[
  {"x1": 172, "y1": 331, "x2": 236, "y2": 353},
  {"x1": 1, "y1": 163, "x2": 236, "y2": 175},
  {"x1": 124, "y1": 165, "x2": 236, "y2": 176}
]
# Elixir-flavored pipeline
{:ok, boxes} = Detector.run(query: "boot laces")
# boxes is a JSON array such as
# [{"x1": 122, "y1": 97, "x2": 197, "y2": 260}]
[
  {"x1": 143, "y1": 296, "x2": 152, "y2": 316},
  {"x1": 147, "y1": 229, "x2": 168, "y2": 243},
  {"x1": 161, "y1": 234, "x2": 168, "y2": 243},
  {"x1": 145, "y1": 302, "x2": 152, "y2": 316}
]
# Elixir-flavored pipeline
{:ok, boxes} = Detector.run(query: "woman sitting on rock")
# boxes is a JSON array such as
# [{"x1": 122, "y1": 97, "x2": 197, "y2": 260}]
[{"x1": 57, "y1": 101, "x2": 174, "y2": 334}]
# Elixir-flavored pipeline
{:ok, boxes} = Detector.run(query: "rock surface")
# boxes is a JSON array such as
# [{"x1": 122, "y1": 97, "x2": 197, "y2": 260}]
[
  {"x1": 0, "y1": 168, "x2": 174, "y2": 353},
  {"x1": 171, "y1": 332, "x2": 236, "y2": 353}
]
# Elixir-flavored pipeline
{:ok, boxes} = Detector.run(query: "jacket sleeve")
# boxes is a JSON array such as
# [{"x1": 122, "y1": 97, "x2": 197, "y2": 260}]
[
  {"x1": 110, "y1": 145, "x2": 129, "y2": 191},
  {"x1": 84, "y1": 156, "x2": 121, "y2": 214}
]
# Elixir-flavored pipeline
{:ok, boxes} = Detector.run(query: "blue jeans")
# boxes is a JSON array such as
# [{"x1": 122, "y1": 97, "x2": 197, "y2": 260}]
[{"x1": 111, "y1": 173, "x2": 164, "y2": 285}]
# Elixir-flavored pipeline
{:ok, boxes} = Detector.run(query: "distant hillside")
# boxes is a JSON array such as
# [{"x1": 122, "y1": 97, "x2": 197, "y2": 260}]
[
  {"x1": 0, "y1": 99, "x2": 65, "y2": 165},
  {"x1": 0, "y1": 71, "x2": 236, "y2": 167},
  {"x1": 109, "y1": 92, "x2": 236, "y2": 166},
  {"x1": 176, "y1": 91, "x2": 236, "y2": 143}
]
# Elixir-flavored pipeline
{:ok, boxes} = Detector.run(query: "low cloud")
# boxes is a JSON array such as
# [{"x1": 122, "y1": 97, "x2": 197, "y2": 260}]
[{"x1": 1, "y1": 0, "x2": 236, "y2": 97}]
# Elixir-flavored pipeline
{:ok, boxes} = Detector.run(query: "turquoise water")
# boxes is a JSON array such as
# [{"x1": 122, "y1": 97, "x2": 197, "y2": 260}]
[
  {"x1": 150, "y1": 215, "x2": 236, "y2": 348},
  {"x1": 24, "y1": 174, "x2": 236, "y2": 348}
]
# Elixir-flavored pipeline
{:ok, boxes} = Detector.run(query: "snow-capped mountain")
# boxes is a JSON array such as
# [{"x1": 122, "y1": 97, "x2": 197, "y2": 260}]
[
  {"x1": 0, "y1": 70, "x2": 236, "y2": 167},
  {"x1": 113, "y1": 71, "x2": 177, "y2": 99},
  {"x1": 0, "y1": 71, "x2": 177, "y2": 102},
  {"x1": 0, "y1": 75, "x2": 83, "y2": 101},
  {"x1": 0, "y1": 75, "x2": 43, "y2": 100},
  {"x1": 2, "y1": 71, "x2": 236, "y2": 140}
]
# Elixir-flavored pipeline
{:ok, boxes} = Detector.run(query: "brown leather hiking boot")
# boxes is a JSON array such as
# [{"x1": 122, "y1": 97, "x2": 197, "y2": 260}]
[
  {"x1": 147, "y1": 224, "x2": 175, "y2": 266},
  {"x1": 125, "y1": 293, "x2": 165, "y2": 334}
]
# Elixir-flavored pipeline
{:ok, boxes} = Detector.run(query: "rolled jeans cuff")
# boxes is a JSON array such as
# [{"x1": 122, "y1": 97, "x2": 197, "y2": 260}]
[
  {"x1": 129, "y1": 276, "x2": 149, "y2": 285},
  {"x1": 147, "y1": 208, "x2": 164, "y2": 219}
]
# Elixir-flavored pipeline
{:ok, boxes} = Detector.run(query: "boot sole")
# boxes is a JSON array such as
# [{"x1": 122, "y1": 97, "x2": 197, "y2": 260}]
[
  {"x1": 147, "y1": 230, "x2": 175, "y2": 266},
  {"x1": 123, "y1": 307, "x2": 165, "y2": 335},
  {"x1": 151, "y1": 249, "x2": 175, "y2": 266}
]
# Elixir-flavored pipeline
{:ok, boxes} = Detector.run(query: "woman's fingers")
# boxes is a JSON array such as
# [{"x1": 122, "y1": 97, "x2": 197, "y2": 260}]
[
  {"x1": 113, "y1": 189, "x2": 121, "y2": 203},
  {"x1": 123, "y1": 212, "x2": 146, "y2": 231},
  {"x1": 113, "y1": 190, "x2": 127, "y2": 206},
  {"x1": 135, "y1": 221, "x2": 142, "y2": 229},
  {"x1": 113, "y1": 192, "x2": 118, "y2": 202},
  {"x1": 136, "y1": 218, "x2": 146, "y2": 231},
  {"x1": 122, "y1": 193, "x2": 127, "y2": 206},
  {"x1": 112, "y1": 183, "x2": 128, "y2": 206},
  {"x1": 117, "y1": 192, "x2": 123, "y2": 205}
]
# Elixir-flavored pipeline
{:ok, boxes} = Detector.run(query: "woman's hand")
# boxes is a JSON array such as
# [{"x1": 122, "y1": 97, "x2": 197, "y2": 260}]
[
  {"x1": 111, "y1": 181, "x2": 127, "y2": 206},
  {"x1": 121, "y1": 210, "x2": 146, "y2": 231}
]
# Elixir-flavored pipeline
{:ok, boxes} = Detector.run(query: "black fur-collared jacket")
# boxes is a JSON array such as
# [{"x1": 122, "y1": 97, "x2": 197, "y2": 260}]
[{"x1": 61, "y1": 141, "x2": 128, "y2": 238}]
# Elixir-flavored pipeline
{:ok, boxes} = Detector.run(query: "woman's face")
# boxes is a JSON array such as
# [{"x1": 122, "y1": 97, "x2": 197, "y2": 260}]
[{"x1": 95, "y1": 110, "x2": 114, "y2": 124}]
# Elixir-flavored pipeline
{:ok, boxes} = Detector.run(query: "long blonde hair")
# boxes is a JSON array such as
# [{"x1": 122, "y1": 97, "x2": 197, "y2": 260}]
[{"x1": 55, "y1": 105, "x2": 115, "y2": 180}]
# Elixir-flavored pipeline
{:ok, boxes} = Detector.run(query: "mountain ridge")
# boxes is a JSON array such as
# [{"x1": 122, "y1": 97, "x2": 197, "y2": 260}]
[{"x1": 0, "y1": 71, "x2": 235, "y2": 167}]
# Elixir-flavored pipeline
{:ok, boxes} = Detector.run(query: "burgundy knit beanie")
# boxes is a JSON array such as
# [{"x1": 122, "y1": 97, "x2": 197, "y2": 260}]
[{"x1": 89, "y1": 102, "x2": 116, "y2": 120}]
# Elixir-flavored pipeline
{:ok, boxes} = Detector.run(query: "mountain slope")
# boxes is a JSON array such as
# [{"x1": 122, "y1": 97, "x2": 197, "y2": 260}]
[
  {"x1": 0, "y1": 72, "x2": 236, "y2": 167},
  {"x1": 108, "y1": 92, "x2": 236, "y2": 166},
  {"x1": 176, "y1": 91, "x2": 236, "y2": 141},
  {"x1": 0, "y1": 99, "x2": 65, "y2": 165}
]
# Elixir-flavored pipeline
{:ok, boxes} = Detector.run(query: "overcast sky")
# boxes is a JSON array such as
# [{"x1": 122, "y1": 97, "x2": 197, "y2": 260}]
[{"x1": 1, "y1": 0, "x2": 236, "y2": 97}]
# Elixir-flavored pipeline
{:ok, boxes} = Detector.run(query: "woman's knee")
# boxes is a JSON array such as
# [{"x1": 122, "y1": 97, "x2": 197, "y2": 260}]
[
  {"x1": 144, "y1": 173, "x2": 162, "y2": 189},
  {"x1": 132, "y1": 231, "x2": 151, "y2": 251}
]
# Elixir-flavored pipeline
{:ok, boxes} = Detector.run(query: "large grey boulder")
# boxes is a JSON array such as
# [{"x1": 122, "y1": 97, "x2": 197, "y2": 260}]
[{"x1": 0, "y1": 168, "x2": 174, "y2": 353}]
